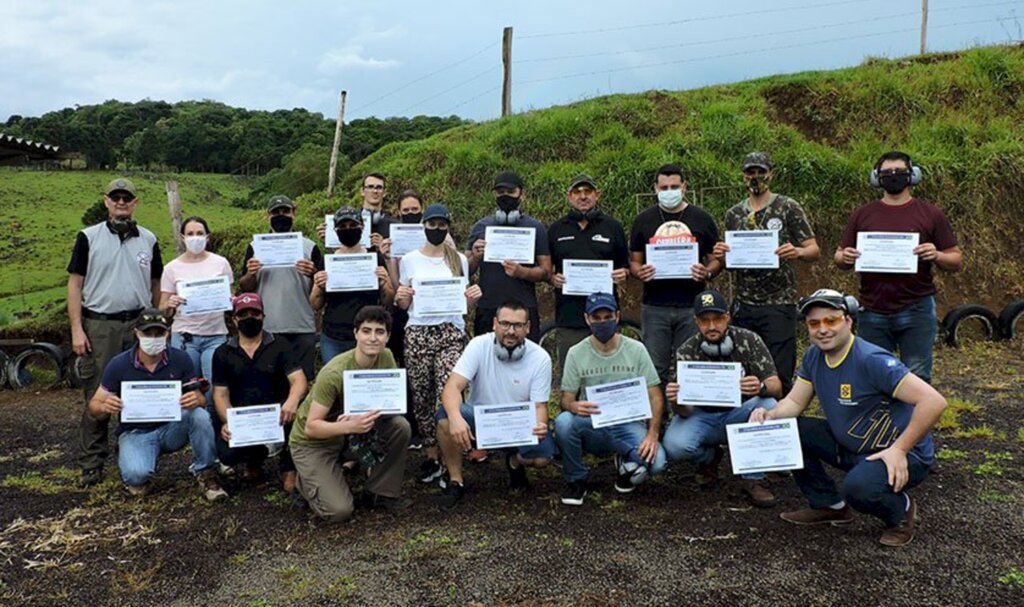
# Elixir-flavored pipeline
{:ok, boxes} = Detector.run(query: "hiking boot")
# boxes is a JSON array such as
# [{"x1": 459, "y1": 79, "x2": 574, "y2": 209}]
[
  {"x1": 561, "y1": 480, "x2": 588, "y2": 506},
  {"x1": 696, "y1": 446, "x2": 724, "y2": 487},
  {"x1": 359, "y1": 491, "x2": 413, "y2": 512},
  {"x1": 506, "y1": 451, "x2": 529, "y2": 491},
  {"x1": 780, "y1": 505, "x2": 854, "y2": 526},
  {"x1": 281, "y1": 470, "x2": 297, "y2": 494},
  {"x1": 438, "y1": 481, "x2": 467, "y2": 511},
  {"x1": 417, "y1": 458, "x2": 444, "y2": 484},
  {"x1": 614, "y1": 453, "x2": 649, "y2": 493},
  {"x1": 125, "y1": 483, "x2": 150, "y2": 497},
  {"x1": 879, "y1": 497, "x2": 918, "y2": 547},
  {"x1": 217, "y1": 461, "x2": 236, "y2": 477},
  {"x1": 80, "y1": 467, "x2": 103, "y2": 487},
  {"x1": 742, "y1": 480, "x2": 777, "y2": 508},
  {"x1": 198, "y1": 468, "x2": 228, "y2": 502},
  {"x1": 469, "y1": 448, "x2": 489, "y2": 463}
]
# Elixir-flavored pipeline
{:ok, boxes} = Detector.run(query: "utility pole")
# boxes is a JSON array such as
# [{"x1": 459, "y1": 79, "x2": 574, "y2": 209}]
[
  {"x1": 502, "y1": 27, "x2": 513, "y2": 117},
  {"x1": 327, "y1": 90, "x2": 348, "y2": 197},
  {"x1": 166, "y1": 181, "x2": 184, "y2": 255},
  {"x1": 920, "y1": 0, "x2": 929, "y2": 55}
]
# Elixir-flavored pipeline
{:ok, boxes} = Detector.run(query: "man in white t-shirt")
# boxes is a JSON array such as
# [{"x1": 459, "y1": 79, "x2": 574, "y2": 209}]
[{"x1": 436, "y1": 301, "x2": 554, "y2": 509}]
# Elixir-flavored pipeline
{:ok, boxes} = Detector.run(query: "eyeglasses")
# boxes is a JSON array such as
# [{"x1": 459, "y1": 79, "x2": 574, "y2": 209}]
[
  {"x1": 362, "y1": 184, "x2": 385, "y2": 191},
  {"x1": 108, "y1": 193, "x2": 135, "y2": 203},
  {"x1": 805, "y1": 315, "x2": 845, "y2": 330},
  {"x1": 497, "y1": 320, "x2": 528, "y2": 331}
]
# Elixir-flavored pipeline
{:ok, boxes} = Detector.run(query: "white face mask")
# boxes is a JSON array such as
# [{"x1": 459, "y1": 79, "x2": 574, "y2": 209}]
[
  {"x1": 139, "y1": 336, "x2": 167, "y2": 356},
  {"x1": 657, "y1": 189, "x2": 684, "y2": 210},
  {"x1": 184, "y1": 235, "x2": 207, "y2": 254}
]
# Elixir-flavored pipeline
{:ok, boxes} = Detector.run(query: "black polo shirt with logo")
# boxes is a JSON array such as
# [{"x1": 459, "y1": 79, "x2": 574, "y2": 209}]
[
  {"x1": 211, "y1": 332, "x2": 301, "y2": 407},
  {"x1": 547, "y1": 213, "x2": 629, "y2": 328}
]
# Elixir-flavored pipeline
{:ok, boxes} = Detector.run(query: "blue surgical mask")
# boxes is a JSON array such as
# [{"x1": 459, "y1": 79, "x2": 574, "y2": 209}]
[
  {"x1": 590, "y1": 319, "x2": 618, "y2": 344},
  {"x1": 657, "y1": 189, "x2": 684, "y2": 210}
]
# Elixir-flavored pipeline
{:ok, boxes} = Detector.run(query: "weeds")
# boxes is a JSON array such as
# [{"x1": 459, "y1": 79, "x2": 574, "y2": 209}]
[
  {"x1": 936, "y1": 398, "x2": 982, "y2": 432},
  {"x1": 998, "y1": 568, "x2": 1024, "y2": 586},
  {"x1": 936, "y1": 449, "x2": 969, "y2": 460},
  {"x1": 966, "y1": 452, "x2": 1013, "y2": 476},
  {"x1": 326, "y1": 575, "x2": 358, "y2": 599},
  {"x1": 978, "y1": 489, "x2": 1016, "y2": 503},
  {"x1": 951, "y1": 425, "x2": 1006, "y2": 440}
]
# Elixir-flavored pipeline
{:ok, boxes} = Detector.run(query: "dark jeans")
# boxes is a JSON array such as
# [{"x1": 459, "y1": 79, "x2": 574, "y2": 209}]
[
  {"x1": 78, "y1": 316, "x2": 138, "y2": 472},
  {"x1": 858, "y1": 295, "x2": 936, "y2": 383},
  {"x1": 792, "y1": 417, "x2": 931, "y2": 527},
  {"x1": 212, "y1": 414, "x2": 294, "y2": 472},
  {"x1": 641, "y1": 304, "x2": 697, "y2": 390},
  {"x1": 473, "y1": 306, "x2": 541, "y2": 343},
  {"x1": 732, "y1": 301, "x2": 798, "y2": 395},
  {"x1": 273, "y1": 332, "x2": 318, "y2": 382}
]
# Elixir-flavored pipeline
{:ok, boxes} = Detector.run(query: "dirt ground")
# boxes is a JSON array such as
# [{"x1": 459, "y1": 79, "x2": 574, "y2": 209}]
[{"x1": 0, "y1": 342, "x2": 1022, "y2": 607}]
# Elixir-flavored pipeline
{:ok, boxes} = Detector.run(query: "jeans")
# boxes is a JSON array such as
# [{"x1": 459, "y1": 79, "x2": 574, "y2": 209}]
[
  {"x1": 171, "y1": 333, "x2": 227, "y2": 384},
  {"x1": 857, "y1": 295, "x2": 937, "y2": 383},
  {"x1": 791, "y1": 417, "x2": 931, "y2": 527},
  {"x1": 554, "y1": 412, "x2": 667, "y2": 482},
  {"x1": 731, "y1": 303, "x2": 798, "y2": 395},
  {"x1": 437, "y1": 403, "x2": 556, "y2": 461},
  {"x1": 319, "y1": 334, "x2": 355, "y2": 365},
  {"x1": 641, "y1": 304, "x2": 697, "y2": 390},
  {"x1": 662, "y1": 396, "x2": 776, "y2": 480},
  {"x1": 117, "y1": 407, "x2": 218, "y2": 486}
]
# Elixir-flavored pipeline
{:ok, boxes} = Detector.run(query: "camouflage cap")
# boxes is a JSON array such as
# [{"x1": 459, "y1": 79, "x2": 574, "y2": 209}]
[
  {"x1": 267, "y1": 194, "x2": 295, "y2": 212},
  {"x1": 105, "y1": 178, "x2": 137, "y2": 197},
  {"x1": 741, "y1": 152, "x2": 773, "y2": 172}
]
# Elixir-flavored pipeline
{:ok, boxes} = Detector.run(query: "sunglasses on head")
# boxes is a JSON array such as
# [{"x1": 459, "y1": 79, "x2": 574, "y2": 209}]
[{"x1": 805, "y1": 315, "x2": 846, "y2": 330}]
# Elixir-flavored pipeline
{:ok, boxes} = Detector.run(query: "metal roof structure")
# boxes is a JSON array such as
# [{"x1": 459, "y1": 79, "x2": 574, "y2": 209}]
[{"x1": 0, "y1": 132, "x2": 67, "y2": 165}]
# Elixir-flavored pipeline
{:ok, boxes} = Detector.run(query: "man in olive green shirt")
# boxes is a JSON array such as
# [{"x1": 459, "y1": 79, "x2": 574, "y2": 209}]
[{"x1": 290, "y1": 306, "x2": 411, "y2": 522}]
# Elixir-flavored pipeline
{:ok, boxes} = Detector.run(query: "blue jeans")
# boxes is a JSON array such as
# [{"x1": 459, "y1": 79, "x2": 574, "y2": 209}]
[
  {"x1": 436, "y1": 403, "x2": 556, "y2": 461},
  {"x1": 857, "y1": 295, "x2": 936, "y2": 383},
  {"x1": 663, "y1": 396, "x2": 776, "y2": 480},
  {"x1": 554, "y1": 411, "x2": 667, "y2": 482},
  {"x1": 171, "y1": 333, "x2": 227, "y2": 383},
  {"x1": 641, "y1": 305, "x2": 697, "y2": 389},
  {"x1": 791, "y1": 417, "x2": 931, "y2": 526},
  {"x1": 319, "y1": 334, "x2": 355, "y2": 365},
  {"x1": 117, "y1": 407, "x2": 218, "y2": 486}
]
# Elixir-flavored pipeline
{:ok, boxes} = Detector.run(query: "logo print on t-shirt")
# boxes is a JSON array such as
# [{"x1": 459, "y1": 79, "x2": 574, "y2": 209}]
[
  {"x1": 136, "y1": 252, "x2": 152, "y2": 268},
  {"x1": 649, "y1": 220, "x2": 696, "y2": 244},
  {"x1": 840, "y1": 383, "x2": 852, "y2": 399},
  {"x1": 766, "y1": 217, "x2": 783, "y2": 231}
]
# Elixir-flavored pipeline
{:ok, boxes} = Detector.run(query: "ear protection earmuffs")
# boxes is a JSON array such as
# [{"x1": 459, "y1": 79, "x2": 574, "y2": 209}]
[
  {"x1": 494, "y1": 209, "x2": 521, "y2": 225},
  {"x1": 567, "y1": 208, "x2": 602, "y2": 222},
  {"x1": 364, "y1": 208, "x2": 384, "y2": 227},
  {"x1": 493, "y1": 337, "x2": 526, "y2": 362},
  {"x1": 798, "y1": 290, "x2": 861, "y2": 323},
  {"x1": 869, "y1": 156, "x2": 922, "y2": 187},
  {"x1": 699, "y1": 334, "x2": 734, "y2": 358}
]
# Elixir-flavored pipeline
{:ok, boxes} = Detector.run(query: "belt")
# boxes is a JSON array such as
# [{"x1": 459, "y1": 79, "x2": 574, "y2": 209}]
[{"x1": 82, "y1": 308, "x2": 144, "y2": 322}]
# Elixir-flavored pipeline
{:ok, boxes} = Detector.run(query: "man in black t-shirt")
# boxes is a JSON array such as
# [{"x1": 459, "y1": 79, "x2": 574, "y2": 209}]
[{"x1": 629, "y1": 163, "x2": 718, "y2": 391}]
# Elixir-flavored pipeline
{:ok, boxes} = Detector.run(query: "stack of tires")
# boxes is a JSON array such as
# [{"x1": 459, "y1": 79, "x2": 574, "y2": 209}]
[{"x1": 942, "y1": 299, "x2": 1024, "y2": 347}]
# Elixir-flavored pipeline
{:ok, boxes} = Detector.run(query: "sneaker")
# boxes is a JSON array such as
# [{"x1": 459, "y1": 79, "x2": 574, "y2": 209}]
[
  {"x1": 469, "y1": 449, "x2": 489, "y2": 463},
  {"x1": 780, "y1": 505, "x2": 854, "y2": 526},
  {"x1": 438, "y1": 481, "x2": 467, "y2": 511},
  {"x1": 560, "y1": 480, "x2": 588, "y2": 506},
  {"x1": 218, "y1": 462, "x2": 236, "y2": 477},
  {"x1": 407, "y1": 435, "x2": 424, "y2": 451},
  {"x1": 613, "y1": 453, "x2": 649, "y2": 494},
  {"x1": 198, "y1": 468, "x2": 228, "y2": 502},
  {"x1": 696, "y1": 446, "x2": 724, "y2": 487},
  {"x1": 879, "y1": 497, "x2": 918, "y2": 547},
  {"x1": 281, "y1": 470, "x2": 297, "y2": 494},
  {"x1": 80, "y1": 467, "x2": 103, "y2": 487},
  {"x1": 417, "y1": 458, "x2": 444, "y2": 484},
  {"x1": 506, "y1": 451, "x2": 529, "y2": 490},
  {"x1": 125, "y1": 483, "x2": 150, "y2": 497},
  {"x1": 359, "y1": 491, "x2": 413, "y2": 512},
  {"x1": 741, "y1": 480, "x2": 777, "y2": 508}
]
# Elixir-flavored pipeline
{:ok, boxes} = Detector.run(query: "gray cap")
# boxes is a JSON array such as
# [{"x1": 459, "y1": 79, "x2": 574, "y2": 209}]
[
  {"x1": 105, "y1": 178, "x2": 137, "y2": 197},
  {"x1": 267, "y1": 194, "x2": 295, "y2": 212},
  {"x1": 742, "y1": 152, "x2": 773, "y2": 172},
  {"x1": 568, "y1": 173, "x2": 597, "y2": 190}
]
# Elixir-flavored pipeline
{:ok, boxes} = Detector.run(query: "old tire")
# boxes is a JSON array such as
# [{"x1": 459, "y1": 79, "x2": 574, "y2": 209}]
[
  {"x1": 942, "y1": 304, "x2": 998, "y2": 347},
  {"x1": 998, "y1": 299, "x2": 1024, "y2": 340},
  {"x1": 6, "y1": 345, "x2": 67, "y2": 390}
]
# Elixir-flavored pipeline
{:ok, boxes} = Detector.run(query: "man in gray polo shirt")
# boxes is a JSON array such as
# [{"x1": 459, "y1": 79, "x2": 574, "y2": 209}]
[
  {"x1": 68, "y1": 177, "x2": 163, "y2": 486},
  {"x1": 239, "y1": 195, "x2": 323, "y2": 381}
]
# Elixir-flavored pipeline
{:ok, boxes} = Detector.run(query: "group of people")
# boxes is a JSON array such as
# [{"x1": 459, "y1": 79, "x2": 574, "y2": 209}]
[{"x1": 68, "y1": 148, "x2": 957, "y2": 547}]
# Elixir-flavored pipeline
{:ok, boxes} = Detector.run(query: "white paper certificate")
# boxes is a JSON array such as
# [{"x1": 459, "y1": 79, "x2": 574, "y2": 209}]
[
  {"x1": 585, "y1": 377, "x2": 652, "y2": 429},
  {"x1": 343, "y1": 369, "x2": 407, "y2": 414},
  {"x1": 473, "y1": 403, "x2": 538, "y2": 449},
  {"x1": 412, "y1": 277, "x2": 467, "y2": 316},
  {"x1": 646, "y1": 243, "x2": 698, "y2": 279},
  {"x1": 227, "y1": 404, "x2": 284, "y2": 448},
  {"x1": 177, "y1": 275, "x2": 233, "y2": 316},
  {"x1": 325, "y1": 214, "x2": 372, "y2": 249},
  {"x1": 390, "y1": 224, "x2": 426, "y2": 257},
  {"x1": 725, "y1": 230, "x2": 780, "y2": 269},
  {"x1": 854, "y1": 232, "x2": 920, "y2": 274},
  {"x1": 563, "y1": 259, "x2": 613, "y2": 296},
  {"x1": 726, "y1": 419, "x2": 804, "y2": 475},
  {"x1": 325, "y1": 253, "x2": 378, "y2": 292},
  {"x1": 252, "y1": 232, "x2": 304, "y2": 267},
  {"x1": 677, "y1": 361, "x2": 742, "y2": 408},
  {"x1": 121, "y1": 380, "x2": 181, "y2": 423},
  {"x1": 483, "y1": 226, "x2": 536, "y2": 264},
  {"x1": 359, "y1": 210, "x2": 374, "y2": 248}
]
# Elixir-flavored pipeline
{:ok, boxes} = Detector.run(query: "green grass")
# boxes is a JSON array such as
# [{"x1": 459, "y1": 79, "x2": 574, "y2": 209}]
[
  {"x1": 936, "y1": 397, "x2": 983, "y2": 432},
  {"x1": 1017, "y1": 427, "x2": 1024, "y2": 443},
  {"x1": 951, "y1": 425, "x2": 1007, "y2": 441},
  {"x1": 936, "y1": 449, "x2": 969, "y2": 460},
  {"x1": 999, "y1": 568, "x2": 1024, "y2": 586}
]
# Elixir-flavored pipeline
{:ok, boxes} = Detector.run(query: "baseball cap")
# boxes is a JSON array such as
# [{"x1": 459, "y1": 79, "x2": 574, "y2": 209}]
[
  {"x1": 232, "y1": 293, "x2": 264, "y2": 314},
  {"x1": 266, "y1": 195, "x2": 295, "y2": 212},
  {"x1": 493, "y1": 170, "x2": 524, "y2": 190},
  {"x1": 742, "y1": 152, "x2": 773, "y2": 172},
  {"x1": 585, "y1": 292, "x2": 618, "y2": 315},
  {"x1": 693, "y1": 290, "x2": 729, "y2": 315},
  {"x1": 422, "y1": 203, "x2": 452, "y2": 223},
  {"x1": 568, "y1": 173, "x2": 597, "y2": 191},
  {"x1": 797, "y1": 288, "x2": 848, "y2": 315},
  {"x1": 135, "y1": 308, "x2": 170, "y2": 331},
  {"x1": 105, "y1": 178, "x2": 137, "y2": 197},
  {"x1": 333, "y1": 206, "x2": 363, "y2": 226}
]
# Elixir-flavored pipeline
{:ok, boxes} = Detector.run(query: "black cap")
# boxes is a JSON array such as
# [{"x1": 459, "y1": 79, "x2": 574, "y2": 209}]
[
  {"x1": 693, "y1": 290, "x2": 729, "y2": 315},
  {"x1": 422, "y1": 203, "x2": 452, "y2": 223},
  {"x1": 333, "y1": 206, "x2": 363, "y2": 226},
  {"x1": 135, "y1": 308, "x2": 171, "y2": 331},
  {"x1": 493, "y1": 170, "x2": 524, "y2": 190},
  {"x1": 798, "y1": 289, "x2": 850, "y2": 315},
  {"x1": 568, "y1": 173, "x2": 597, "y2": 190}
]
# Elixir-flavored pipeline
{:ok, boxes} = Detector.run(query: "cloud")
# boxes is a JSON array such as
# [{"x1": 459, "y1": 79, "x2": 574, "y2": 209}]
[{"x1": 317, "y1": 46, "x2": 401, "y2": 72}]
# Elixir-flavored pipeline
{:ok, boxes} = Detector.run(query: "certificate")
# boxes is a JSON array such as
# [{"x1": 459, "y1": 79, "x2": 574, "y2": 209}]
[
  {"x1": 121, "y1": 380, "x2": 181, "y2": 423},
  {"x1": 390, "y1": 224, "x2": 426, "y2": 257},
  {"x1": 646, "y1": 243, "x2": 698, "y2": 279},
  {"x1": 412, "y1": 277, "x2": 467, "y2": 316},
  {"x1": 177, "y1": 275, "x2": 232, "y2": 316},
  {"x1": 726, "y1": 419, "x2": 804, "y2": 475},
  {"x1": 725, "y1": 230, "x2": 780, "y2": 269},
  {"x1": 473, "y1": 403, "x2": 538, "y2": 449},
  {"x1": 585, "y1": 377, "x2": 652, "y2": 429},
  {"x1": 252, "y1": 232, "x2": 304, "y2": 267},
  {"x1": 325, "y1": 253, "x2": 378, "y2": 292},
  {"x1": 343, "y1": 369, "x2": 407, "y2": 414},
  {"x1": 483, "y1": 226, "x2": 536, "y2": 264},
  {"x1": 227, "y1": 404, "x2": 284, "y2": 448},
  {"x1": 325, "y1": 215, "x2": 372, "y2": 249},
  {"x1": 677, "y1": 361, "x2": 742, "y2": 407},
  {"x1": 854, "y1": 232, "x2": 920, "y2": 274},
  {"x1": 563, "y1": 259, "x2": 613, "y2": 296}
]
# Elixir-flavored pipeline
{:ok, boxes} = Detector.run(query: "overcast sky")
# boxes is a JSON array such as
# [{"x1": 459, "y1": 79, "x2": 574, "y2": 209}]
[{"x1": 2, "y1": 0, "x2": 1020, "y2": 123}]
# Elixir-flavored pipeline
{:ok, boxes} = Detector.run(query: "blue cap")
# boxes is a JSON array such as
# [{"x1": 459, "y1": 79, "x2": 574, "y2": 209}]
[
  {"x1": 585, "y1": 292, "x2": 618, "y2": 315},
  {"x1": 693, "y1": 289, "x2": 728, "y2": 315},
  {"x1": 422, "y1": 203, "x2": 451, "y2": 223}
]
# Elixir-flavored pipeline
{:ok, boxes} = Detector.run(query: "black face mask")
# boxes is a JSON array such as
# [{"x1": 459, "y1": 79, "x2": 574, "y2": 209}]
[
  {"x1": 336, "y1": 227, "x2": 363, "y2": 247},
  {"x1": 401, "y1": 213, "x2": 423, "y2": 224},
  {"x1": 237, "y1": 317, "x2": 263, "y2": 338},
  {"x1": 879, "y1": 173, "x2": 912, "y2": 195},
  {"x1": 496, "y1": 194, "x2": 520, "y2": 213},
  {"x1": 270, "y1": 215, "x2": 293, "y2": 233},
  {"x1": 424, "y1": 227, "x2": 448, "y2": 246}
]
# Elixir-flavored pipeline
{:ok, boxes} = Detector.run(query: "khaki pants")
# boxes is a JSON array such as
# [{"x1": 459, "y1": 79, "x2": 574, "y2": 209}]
[
  {"x1": 78, "y1": 316, "x2": 138, "y2": 471},
  {"x1": 292, "y1": 416, "x2": 410, "y2": 523}
]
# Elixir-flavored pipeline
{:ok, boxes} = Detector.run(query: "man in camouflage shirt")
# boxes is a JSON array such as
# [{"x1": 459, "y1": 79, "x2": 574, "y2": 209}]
[
  {"x1": 662, "y1": 289, "x2": 782, "y2": 507},
  {"x1": 706, "y1": 152, "x2": 819, "y2": 394}
]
